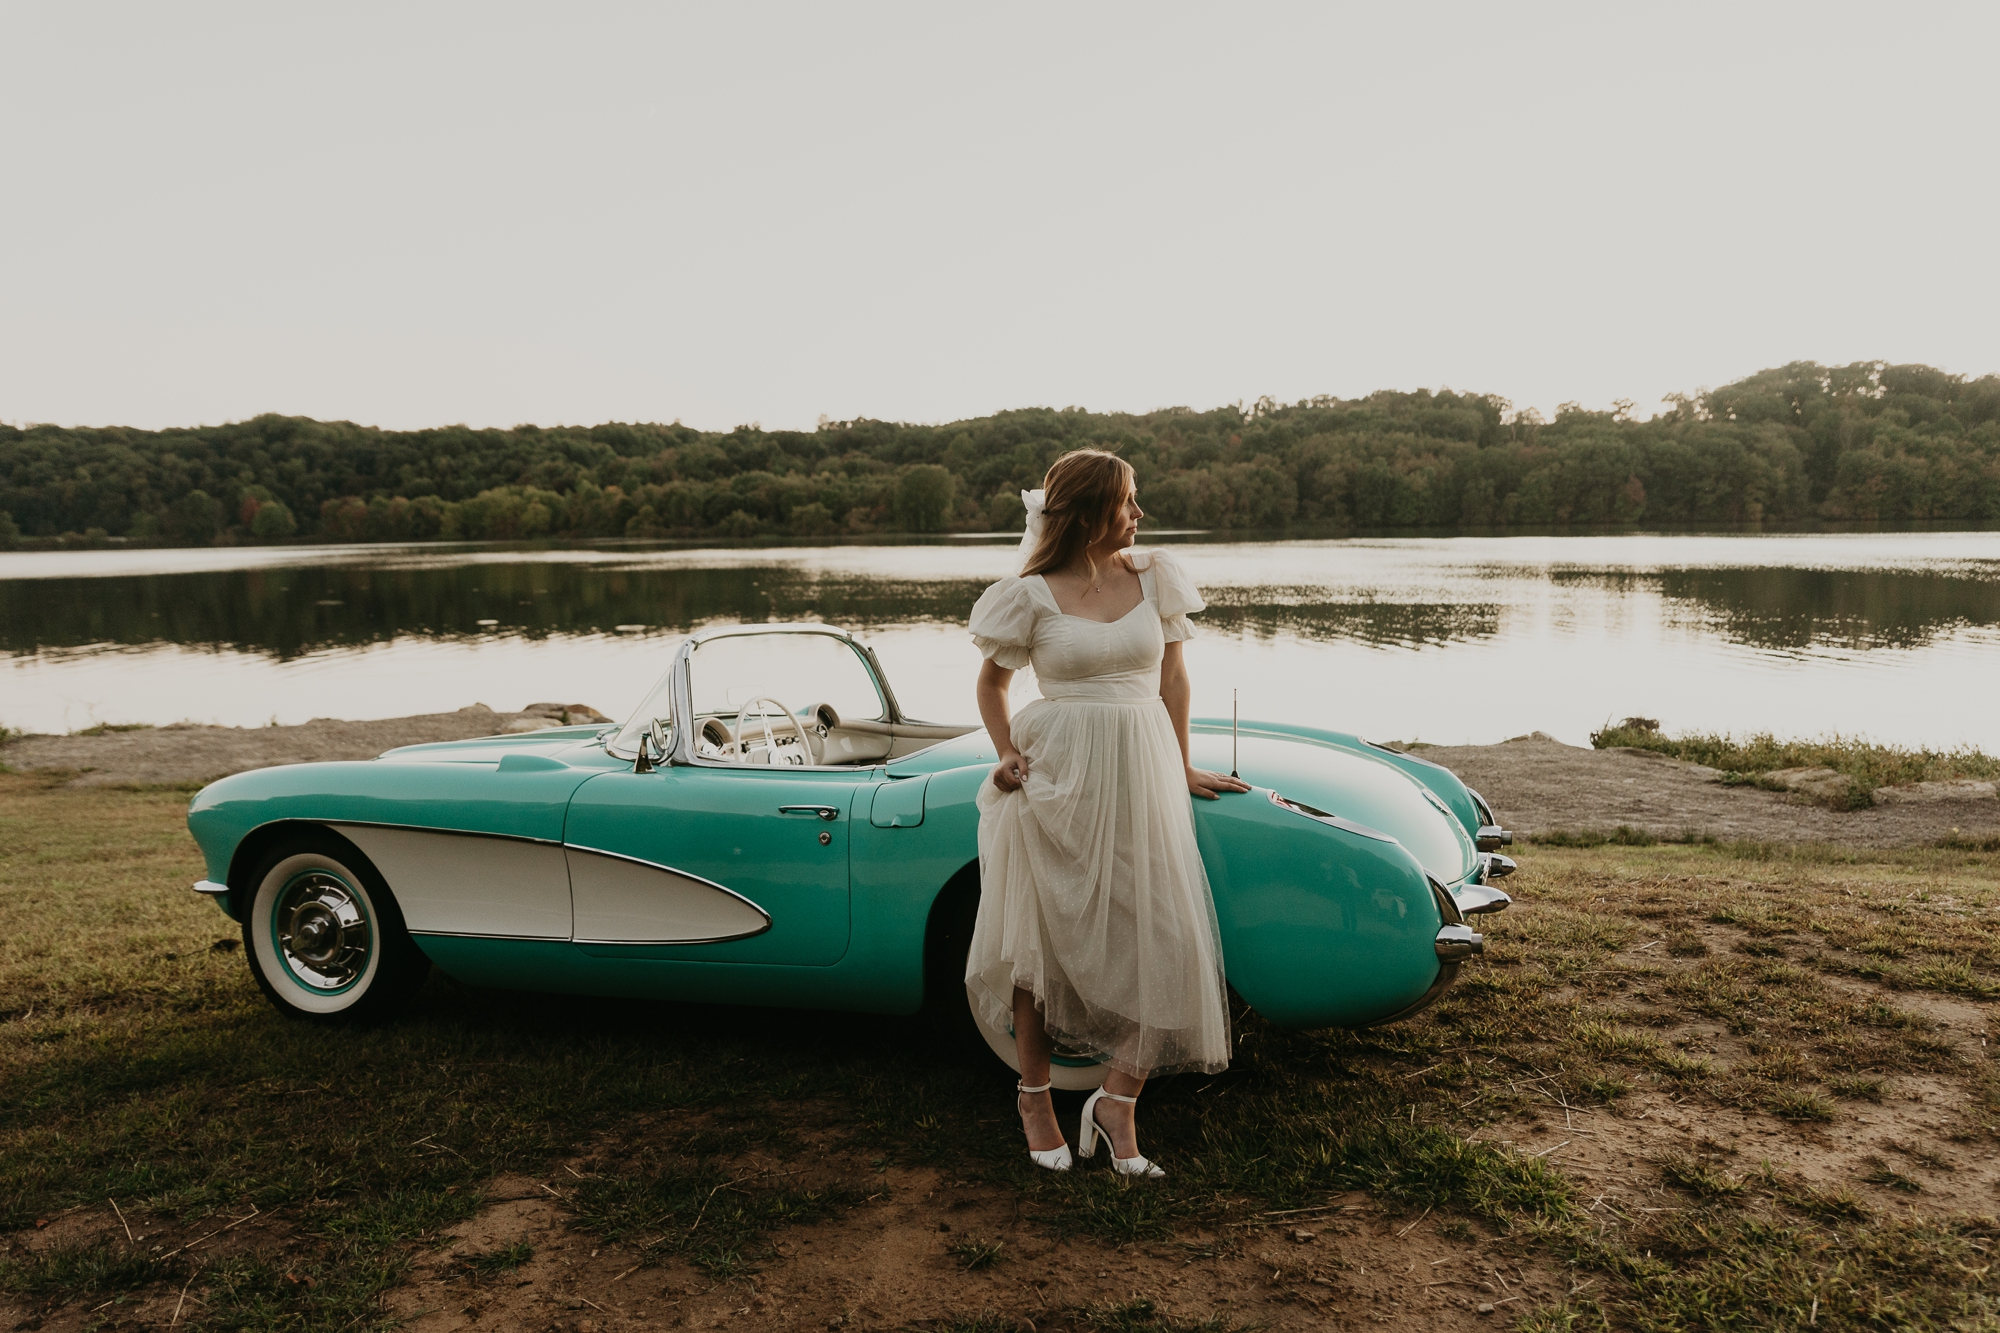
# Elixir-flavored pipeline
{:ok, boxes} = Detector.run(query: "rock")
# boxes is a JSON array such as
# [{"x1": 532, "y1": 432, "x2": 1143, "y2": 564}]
[
  {"x1": 503, "y1": 717, "x2": 561, "y2": 734},
  {"x1": 1477, "y1": 1303, "x2": 1496, "y2": 1315},
  {"x1": 522, "y1": 702, "x2": 613, "y2": 724},
  {"x1": 1765, "y1": 767, "x2": 1856, "y2": 803},
  {"x1": 1291, "y1": 1228, "x2": 1316, "y2": 1243},
  {"x1": 1872, "y1": 780, "x2": 1999, "y2": 805}
]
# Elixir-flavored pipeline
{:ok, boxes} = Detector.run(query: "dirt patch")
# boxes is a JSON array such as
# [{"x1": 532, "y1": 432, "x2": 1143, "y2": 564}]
[
  {"x1": 0, "y1": 705, "x2": 600, "y2": 788},
  {"x1": 380, "y1": 1160, "x2": 1569, "y2": 1332},
  {"x1": 1468, "y1": 909, "x2": 2000, "y2": 1221},
  {"x1": 1418, "y1": 732, "x2": 2000, "y2": 847}
]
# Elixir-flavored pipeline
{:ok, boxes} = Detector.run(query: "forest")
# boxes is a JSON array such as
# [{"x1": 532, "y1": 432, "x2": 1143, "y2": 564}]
[{"x1": 2, "y1": 360, "x2": 1997, "y2": 548}]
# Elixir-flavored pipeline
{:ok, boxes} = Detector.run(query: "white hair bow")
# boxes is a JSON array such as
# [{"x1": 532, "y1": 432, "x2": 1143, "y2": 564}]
[{"x1": 1017, "y1": 489, "x2": 1046, "y2": 568}]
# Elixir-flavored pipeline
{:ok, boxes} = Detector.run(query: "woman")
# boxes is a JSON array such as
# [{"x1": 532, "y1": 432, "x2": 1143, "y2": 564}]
[{"x1": 966, "y1": 449, "x2": 1249, "y2": 1177}]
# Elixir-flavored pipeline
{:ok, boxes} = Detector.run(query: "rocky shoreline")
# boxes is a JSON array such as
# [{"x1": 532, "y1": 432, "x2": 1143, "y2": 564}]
[{"x1": 4, "y1": 712, "x2": 1996, "y2": 847}]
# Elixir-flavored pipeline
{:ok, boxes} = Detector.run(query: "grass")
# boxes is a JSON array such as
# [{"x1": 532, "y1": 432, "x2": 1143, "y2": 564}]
[
  {"x1": 946, "y1": 1237, "x2": 1007, "y2": 1270},
  {"x1": 567, "y1": 1159, "x2": 858, "y2": 1278},
  {"x1": 6, "y1": 773, "x2": 2000, "y2": 1330},
  {"x1": 1591, "y1": 717, "x2": 2000, "y2": 806}
]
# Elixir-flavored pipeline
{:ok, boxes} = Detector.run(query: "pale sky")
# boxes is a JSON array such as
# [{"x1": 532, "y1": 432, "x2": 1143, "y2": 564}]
[{"x1": 3, "y1": 3, "x2": 1995, "y2": 435}]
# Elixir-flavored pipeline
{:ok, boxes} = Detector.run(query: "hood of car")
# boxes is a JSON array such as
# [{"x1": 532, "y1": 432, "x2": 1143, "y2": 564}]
[
  {"x1": 1188, "y1": 727, "x2": 1478, "y2": 887},
  {"x1": 377, "y1": 725, "x2": 624, "y2": 769}
]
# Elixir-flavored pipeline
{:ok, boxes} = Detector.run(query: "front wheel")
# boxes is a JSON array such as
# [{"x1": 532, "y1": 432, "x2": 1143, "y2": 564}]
[
  {"x1": 969, "y1": 1001, "x2": 1109, "y2": 1092},
  {"x1": 241, "y1": 830, "x2": 429, "y2": 1023}
]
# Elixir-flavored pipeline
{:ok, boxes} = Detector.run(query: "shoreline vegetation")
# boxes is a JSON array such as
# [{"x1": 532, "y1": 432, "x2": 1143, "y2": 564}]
[
  {"x1": 1589, "y1": 720, "x2": 2000, "y2": 812},
  {"x1": 5, "y1": 360, "x2": 1999, "y2": 551}
]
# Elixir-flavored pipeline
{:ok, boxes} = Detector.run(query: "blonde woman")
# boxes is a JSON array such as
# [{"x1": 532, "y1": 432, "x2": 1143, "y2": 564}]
[{"x1": 966, "y1": 449, "x2": 1248, "y2": 1176}]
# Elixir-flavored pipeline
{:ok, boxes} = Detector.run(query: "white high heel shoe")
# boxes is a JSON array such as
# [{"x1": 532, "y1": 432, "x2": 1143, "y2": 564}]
[
  {"x1": 1078, "y1": 1088, "x2": 1166, "y2": 1178},
  {"x1": 1017, "y1": 1082, "x2": 1073, "y2": 1171}
]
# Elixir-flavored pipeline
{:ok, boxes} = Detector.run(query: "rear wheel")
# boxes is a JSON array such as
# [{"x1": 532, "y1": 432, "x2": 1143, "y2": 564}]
[
  {"x1": 241, "y1": 830, "x2": 429, "y2": 1023},
  {"x1": 925, "y1": 864, "x2": 1106, "y2": 1091}
]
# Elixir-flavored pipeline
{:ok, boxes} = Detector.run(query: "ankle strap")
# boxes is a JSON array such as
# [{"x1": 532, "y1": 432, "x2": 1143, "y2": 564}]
[
  {"x1": 1017, "y1": 1082, "x2": 1052, "y2": 1094},
  {"x1": 1096, "y1": 1090, "x2": 1137, "y2": 1103}
]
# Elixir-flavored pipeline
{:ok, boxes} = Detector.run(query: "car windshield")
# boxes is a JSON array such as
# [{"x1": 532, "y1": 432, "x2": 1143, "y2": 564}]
[
  {"x1": 689, "y1": 632, "x2": 886, "y2": 723},
  {"x1": 609, "y1": 630, "x2": 888, "y2": 758}
]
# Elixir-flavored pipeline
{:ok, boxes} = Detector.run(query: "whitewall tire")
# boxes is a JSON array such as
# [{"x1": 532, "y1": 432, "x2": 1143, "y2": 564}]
[
  {"x1": 242, "y1": 831, "x2": 429, "y2": 1023},
  {"x1": 969, "y1": 1001, "x2": 1110, "y2": 1092}
]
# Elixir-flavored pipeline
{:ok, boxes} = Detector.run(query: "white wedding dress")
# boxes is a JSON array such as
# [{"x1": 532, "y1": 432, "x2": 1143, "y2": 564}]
[{"x1": 965, "y1": 550, "x2": 1232, "y2": 1079}]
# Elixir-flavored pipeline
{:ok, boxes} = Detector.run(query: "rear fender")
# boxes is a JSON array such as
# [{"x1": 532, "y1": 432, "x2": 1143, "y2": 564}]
[{"x1": 1194, "y1": 786, "x2": 1446, "y2": 1028}]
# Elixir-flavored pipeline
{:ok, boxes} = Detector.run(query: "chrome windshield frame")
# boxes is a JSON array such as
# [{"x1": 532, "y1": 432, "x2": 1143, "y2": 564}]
[{"x1": 605, "y1": 622, "x2": 905, "y2": 771}]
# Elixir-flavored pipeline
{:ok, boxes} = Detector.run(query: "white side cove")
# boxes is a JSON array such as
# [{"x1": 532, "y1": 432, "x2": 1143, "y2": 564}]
[
  {"x1": 330, "y1": 823, "x2": 573, "y2": 939},
  {"x1": 566, "y1": 848, "x2": 771, "y2": 945}
]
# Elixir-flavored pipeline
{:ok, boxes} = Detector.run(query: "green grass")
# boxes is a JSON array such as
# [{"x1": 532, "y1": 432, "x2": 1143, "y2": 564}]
[
  {"x1": 7, "y1": 775, "x2": 2000, "y2": 1331},
  {"x1": 1591, "y1": 718, "x2": 2000, "y2": 805},
  {"x1": 946, "y1": 1237, "x2": 1007, "y2": 1270}
]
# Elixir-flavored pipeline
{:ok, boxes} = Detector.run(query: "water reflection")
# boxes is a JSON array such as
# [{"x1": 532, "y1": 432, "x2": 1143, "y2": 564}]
[
  {"x1": 0, "y1": 563, "x2": 990, "y2": 659},
  {"x1": 4, "y1": 534, "x2": 1999, "y2": 746},
  {"x1": 4, "y1": 555, "x2": 1996, "y2": 660}
]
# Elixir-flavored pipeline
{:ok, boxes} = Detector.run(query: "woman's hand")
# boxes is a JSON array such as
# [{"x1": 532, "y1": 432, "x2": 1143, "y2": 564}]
[
  {"x1": 992, "y1": 748, "x2": 1033, "y2": 791},
  {"x1": 1187, "y1": 766, "x2": 1250, "y2": 801}
]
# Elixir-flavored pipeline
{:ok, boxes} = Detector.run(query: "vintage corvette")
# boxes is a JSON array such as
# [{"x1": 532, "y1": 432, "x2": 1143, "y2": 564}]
[{"x1": 187, "y1": 623, "x2": 1513, "y2": 1088}]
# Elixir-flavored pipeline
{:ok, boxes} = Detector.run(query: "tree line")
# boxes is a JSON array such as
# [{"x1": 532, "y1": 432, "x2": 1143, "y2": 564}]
[{"x1": 3, "y1": 360, "x2": 1997, "y2": 549}]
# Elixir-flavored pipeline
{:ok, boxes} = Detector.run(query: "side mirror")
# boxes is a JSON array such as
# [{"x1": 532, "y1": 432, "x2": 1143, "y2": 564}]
[{"x1": 633, "y1": 718, "x2": 673, "y2": 773}]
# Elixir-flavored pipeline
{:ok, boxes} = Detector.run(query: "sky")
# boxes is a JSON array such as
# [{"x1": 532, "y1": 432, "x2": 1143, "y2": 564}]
[{"x1": 3, "y1": 2, "x2": 1996, "y2": 435}]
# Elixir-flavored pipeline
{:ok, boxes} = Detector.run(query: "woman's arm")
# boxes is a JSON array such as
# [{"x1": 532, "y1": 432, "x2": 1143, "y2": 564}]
[
  {"x1": 977, "y1": 658, "x2": 1032, "y2": 790},
  {"x1": 1160, "y1": 641, "x2": 1251, "y2": 801}
]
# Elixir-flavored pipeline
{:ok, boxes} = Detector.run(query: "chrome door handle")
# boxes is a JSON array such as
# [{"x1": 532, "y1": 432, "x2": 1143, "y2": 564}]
[{"x1": 779, "y1": 805, "x2": 841, "y2": 821}]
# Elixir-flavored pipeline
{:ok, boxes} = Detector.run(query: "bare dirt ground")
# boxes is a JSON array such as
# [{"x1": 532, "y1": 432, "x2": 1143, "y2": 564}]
[
  {"x1": 7, "y1": 713, "x2": 1996, "y2": 845},
  {"x1": 0, "y1": 704, "x2": 609, "y2": 788},
  {"x1": 1420, "y1": 732, "x2": 2000, "y2": 848}
]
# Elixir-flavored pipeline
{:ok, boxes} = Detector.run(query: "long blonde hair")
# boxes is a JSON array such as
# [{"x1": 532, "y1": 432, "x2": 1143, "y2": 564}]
[{"x1": 1020, "y1": 449, "x2": 1136, "y2": 580}]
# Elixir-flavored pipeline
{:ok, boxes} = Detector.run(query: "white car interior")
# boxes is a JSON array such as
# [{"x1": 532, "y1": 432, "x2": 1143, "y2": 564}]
[{"x1": 612, "y1": 627, "x2": 977, "y2": 768}]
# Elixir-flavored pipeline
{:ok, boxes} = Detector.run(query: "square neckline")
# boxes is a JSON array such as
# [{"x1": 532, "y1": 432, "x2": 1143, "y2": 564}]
[{"x1": 1031, "y1": 571, "x2": 1153, "y2": 625}]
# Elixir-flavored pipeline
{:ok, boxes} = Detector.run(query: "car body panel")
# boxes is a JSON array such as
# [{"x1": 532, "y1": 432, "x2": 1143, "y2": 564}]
[
  {"x1": 562, "y1": 766, "x2": 865, "y2": 965},
  {"x1": 186, "y1": 757, "x2": 600, "y2": 901},
  {"x1": 888, "y1": 724, "x2": 1480, "y2": 889},
  {"x1": 187, "y1": 623, "x2": 1505, "y2": 1035}
]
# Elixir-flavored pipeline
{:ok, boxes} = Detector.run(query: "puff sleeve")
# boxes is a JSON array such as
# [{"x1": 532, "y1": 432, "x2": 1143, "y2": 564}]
[
  {"x1": 968, "y1": 576, "x2": 1039, "y2": 669},
  {"x1": 1140, "y1": 551, "x2": 1206, "y2": 642}
]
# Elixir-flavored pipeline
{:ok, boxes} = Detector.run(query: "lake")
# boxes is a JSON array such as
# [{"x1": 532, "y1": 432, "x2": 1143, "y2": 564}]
[{"x1": 4, "y1": 532, "x2": 1999, "y2": 749}]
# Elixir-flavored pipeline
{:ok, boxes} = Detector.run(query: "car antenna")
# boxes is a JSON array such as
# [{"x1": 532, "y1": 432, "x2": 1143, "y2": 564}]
[{"x1": 1231, "y1": 688, "x2": 1239, "y2": 780}]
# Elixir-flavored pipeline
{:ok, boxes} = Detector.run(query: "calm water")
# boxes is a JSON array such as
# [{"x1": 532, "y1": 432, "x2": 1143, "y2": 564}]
[{"x1": 4, "y1": 533, "x2": 1999, "y2": 748}]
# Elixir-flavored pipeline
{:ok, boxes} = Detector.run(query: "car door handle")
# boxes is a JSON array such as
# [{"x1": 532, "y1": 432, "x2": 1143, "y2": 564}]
[{"x1": 779, "y1": 805, "x2": 841, "y2": 821}]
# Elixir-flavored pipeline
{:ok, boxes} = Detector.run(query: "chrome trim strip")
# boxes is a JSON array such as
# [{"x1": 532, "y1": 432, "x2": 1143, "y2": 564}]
[
  {"x1": 324, "y1": 819, "x2": 563, "y2": 847},
  {"x1": 1368, "y1": 962, "x2": 1461, "y2": 1026},
  {"x1": 562, "y1": 843, "x2": 774, "y2": 943},
  {"x1": 409, "y1": 929, "x2": 569, "y2": 942},
  {"x1": 1364, "y1": 876, "x2": 1476, "y2": 1027},
  {"x1": 1267, "y1": 789, "x2": 1398, "y2": 843},
  {"x1": 193, "y1": 879, "x2": 231, "y2": 896},
  {"x1": 1454, "y1": 883, "x2": 1512, "y2": 915}
]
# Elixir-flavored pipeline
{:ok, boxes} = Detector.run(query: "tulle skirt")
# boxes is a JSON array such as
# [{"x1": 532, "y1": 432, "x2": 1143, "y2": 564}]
[{"x1": 968, "y1": 696, "x2": 1232, "y2": 1079}]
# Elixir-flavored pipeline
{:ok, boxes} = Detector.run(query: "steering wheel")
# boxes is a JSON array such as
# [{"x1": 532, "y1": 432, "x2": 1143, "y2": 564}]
[{"x1": 733, "y1": 697, "x2": 818, "y2": 766}]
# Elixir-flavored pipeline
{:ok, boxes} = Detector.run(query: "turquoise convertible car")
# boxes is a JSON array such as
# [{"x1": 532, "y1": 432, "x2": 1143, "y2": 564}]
[{"x1": 186, "y1": 623, "x2": 1512, "y2": 1088}]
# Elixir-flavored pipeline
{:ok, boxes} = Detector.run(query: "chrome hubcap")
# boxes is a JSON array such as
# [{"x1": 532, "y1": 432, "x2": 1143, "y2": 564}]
[{"x1": 275, "y1": 871, "x2": 369, "y2": 989}]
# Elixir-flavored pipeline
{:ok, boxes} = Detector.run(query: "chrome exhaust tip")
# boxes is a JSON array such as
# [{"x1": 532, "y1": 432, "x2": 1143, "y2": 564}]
[{"x1": 1435, "y1": 923, "x2": 1484, "y2": 960}]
